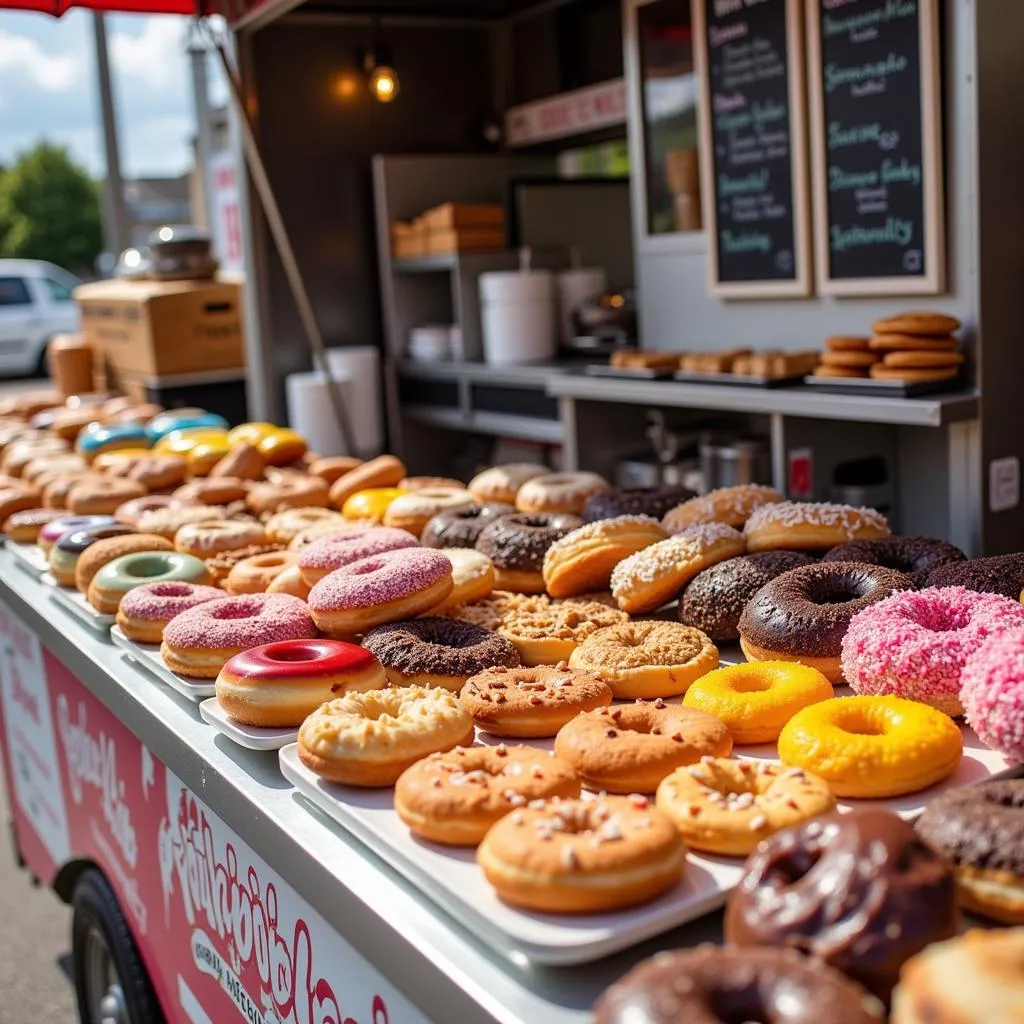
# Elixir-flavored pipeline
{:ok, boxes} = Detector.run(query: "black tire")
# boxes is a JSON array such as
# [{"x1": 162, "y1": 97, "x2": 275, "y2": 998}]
[
  {"x1": 71, "y1": 868, "x2": 165, "y2": 1024},
  {"x1": 34, "y1": 342, "x2": 51, "y2": 381}
]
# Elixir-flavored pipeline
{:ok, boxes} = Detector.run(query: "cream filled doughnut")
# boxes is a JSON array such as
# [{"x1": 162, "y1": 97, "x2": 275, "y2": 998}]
[
  {"x1": 297, "y1": 526, "x2": 418, "y2": 585},
  {"x1": 115, "y1": 580, "x2": 224, "y2": 643}
]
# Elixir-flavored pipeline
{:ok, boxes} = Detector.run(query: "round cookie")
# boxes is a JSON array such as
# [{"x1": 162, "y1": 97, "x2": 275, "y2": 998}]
[
  {"x1": 824, "y1": 336, "x2": 870, "y2": 352},
  {"x1": 869, "y1": 333, "x2": 958, "y2": 352},
  {"x1": 870, "y1": 364, "x2": 959, "y2": 382},
  {"x1": 872, "y1": 312, "x2": 961, "y2": 336},
  {"x1": 820, "y1": 350, "x2": 880, "y2": 368},
  {"x1": 883, "y1": 350, "x2": 965, "y2": 368},
  {"x1": 812, "y1": 365, "x2": 868, "y2": 379}
]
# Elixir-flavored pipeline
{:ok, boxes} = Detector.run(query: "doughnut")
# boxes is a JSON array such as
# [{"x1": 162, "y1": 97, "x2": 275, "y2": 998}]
[
  {"x1": 655, "y1": 758, "x2": 836, "y2": 856},
  {"x1": 135, "y1": 504, "x2": 226, "y2": 540},
  {"x1": 926, "y1": 553, "x2": 1024, "y2": 600},
  {"x1": 307, "y1": 547, "x2": 454, "y2": 638},
  {"x1": 916, "y1": 781, "x2": 1024, "y2": 924},
  {"x1": 726, "y1": 809, "x2": 958, "y2": 1002},
  {"x1": 398, "y1": 475, "x2": 466, "y2": 492},
  {"x1": 88, "y1": 551, "x2": 213, "y2": 615},
  {"x1": 265, "y1": 507, "x2": 345, "y2": 544},
  {"x1": 203, "y1": 542, "x2": 284, "y2": 587},
  {"x1": 443, "y1": 590, "x2": 552, "y2": 631},
  {"x1": 297, "y1": 526, "x2": 418, "y2": 585},
  {"x1": 287, "y1": 519, "x2": 369, "y2": 550},
  {"x1": 514, "y1": 471, "x2": 609, "y2": 514},
  {"x1": 89, "y1": 451, "x2": 155, "y2": 476},
  {"x1": 477, "y1": 794, "x2": 685, "y2": 913},
  {"x1": 873, "y1": 311, "x2": 961, "y2": 335},
  {"x1": 41, "y1": 473, "x2": 97, "y2": 509},
  {"x1": 429, "y1": 548, "x2": 494, "y2": 612},
  {"x1": 678, "y1": 550, "x2": 816, "y2": 643},
  {"x1": 209, "y1": 442, "x2": 265, "y2": 481},
  {"x1": 2, "y1": 508, "x2": 67, "y2": 543},
  {"x1": 174, "y1": 519, "x2": 267, "y2": 558},
  {"x1": 341, "y1": 486, "x2": 407, "y2": 524},
  {"x1": 22, "y1": 453, "x2": 86, "y2": 485},
  {"x1": 581, "y1": 484, "x2": 695, "y2": 523},
  {"x1": 224, "y1": 550, "x2": 297, "y2": 594},
  {"x1": 738, "y1": 562, "x2": 911, "y2": 682},
  {"x1": 2, "y1": 438, "x2": 68, "y2": 476},
  {"x1": 394, "y1": 746, "x2": 581, "y2": 846},
  {"x1": 663, "y1": 483, "x2": 784, "y2": 532},
  {"x1": 460, "y1": 664, "x2": 612, "y2": 737},
  {"x1": 216, "y1": 638, "x2": 385, "y2": 727},
  {"x1": 173, "y1": 477, "x2": 249, "y2": 506},
  {"x1": 467, "y1": 463, "x2": 546, "y2": 505},
  {"x1": 51, "y1": 409, "x2": 98, "y2": 442},
  {"x1": 115, "y1": 580, "x2": 223, "y2": 643},
  {"x1": 568, "y1": 620, "x2": 718, "y2": 699},
  {"x1": 297, "y1": 686, "x2": 473, "y2": 786},
  {"x1": 382, "y1": 487, "x2": 475, "y2": 537},
  {"x1": 256, "y1": 427, "x2": 307, "y2": 466},
  {"x1": 308, "y1": 455, "x2": 362, "y2": 483},
  {"x1": 246, "y1": 476, "x2": 329, "y2": 516},
  {"x1": 824, "y1": 535, "x2": 965, "y2": 586},
  {"x1": 265, "y1": 564, "x2": 311, "y2": 600},
  {"x1": 361, "y1": 617, "x2": 520, "y2": 690},
  {"x1": 0, "y1": 487, "x2": 39, "y2": 526},
  {"x1": 37, "y1": 514, "x2": 116, "y2": 553},
  {"x1": 146, "y1": 411, "x2": 227, "y2": 443},
  {"x1": 153, "y1": 426, "x2": 228, "y2": 458},
  {"x1": 475, "y1": 512, "x2": 583, "y2": 593},
  {"x1": 328, "y1": 454, "x2": 407, "y2": 510},
  {"x1": 542, "y1": 516, "x2": 668, "y2": 598},
  {"x1": 226, "y1": 421, "x2": 277, "y2": 447},
  {"x1": 492, "y1": 596, "x2": 628, "y2": 665},
  {"x1": 106, "y1": 454, "x2": 186, "y2": 492},
  {"x1": 961, "y1": 629, "x2": 1024, "y2": 764},
  {"x1": 777, "y1": 695, "x2": 963, "y2": 798},
  {"x1": 610, "y1": 522, "x2": 746, "y2": 614},
  {"x1": 48, "y1": 524, "x2": 137, "y2": 587},
  {"x1": 595, "y1": 945, "x2": 886, "y2": 1024},
  {"x1": 76, "y1": 422, "x2": 150, "y2": 462},
  {"x1": 67, "y1": 478, "x2": 148, "y2": 516},
  {"x1": 744, "y1": 500, "x2": 891, "y2": 553},
  {"x1": 73, "y1": 533, "x2": 175, "y2": 593},
  {"x1": 841, "y1": 587, "x2": 1024, "y2": 715},
  {"x1": 683, "y1": 662, "x2": 834, "y2": 744},
  {"x1": 554, "y1": 701, "x2": 732, "y2": 793},
  {"x1": 892, "y1": 929, "x2": 1024, "y2": 1024},
  {"x1": 106, "y1": 402, "x2": 162, "y2": 425},
  {"x1": 161, "y1": 593, "x2": 316, "y2": 677},
  {"x1": 113, "y1": 495, "x2": 178, "y2": 527}
]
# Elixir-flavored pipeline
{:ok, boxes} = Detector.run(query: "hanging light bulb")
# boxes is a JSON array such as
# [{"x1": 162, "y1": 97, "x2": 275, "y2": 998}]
[{"x1": 368, "y1": 62, "x2": 400, "y2": 103}]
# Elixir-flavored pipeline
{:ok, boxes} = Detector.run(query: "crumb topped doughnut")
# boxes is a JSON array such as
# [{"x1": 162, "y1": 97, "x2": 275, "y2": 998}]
[
  {"x1": 494, "y1": 596, "x2": 628, "y2": 665},
  {"x1": 744, "y1": 500, "x2": 890, "y2": 552},
  {"x1": 663, "y1": 483, "x2": 784, "y2": 532},
  {"x1": 824, "y1": 535, "x2": 965, "y2": 586},
  {"x1": 475, "y1": 512, "x2": 582, "y2": 593},
  {"x1": 116, "y1": 580, "x2": 223, "y2": 643},
  {"x1": 515, "y1": 471, "x2": 609, "y2": 515}
]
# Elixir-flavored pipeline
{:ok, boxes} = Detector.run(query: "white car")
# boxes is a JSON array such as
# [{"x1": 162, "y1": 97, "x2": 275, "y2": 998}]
[{"x1": 0, "y1": 259, "x2": 80, "y2": 377}]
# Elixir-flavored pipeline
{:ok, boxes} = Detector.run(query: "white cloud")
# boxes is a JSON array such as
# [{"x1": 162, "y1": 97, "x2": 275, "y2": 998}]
[
  {"x1": 0, "y1": 28, "x2": 81, "y2": 92},
  {"x1": 110, "y1": 16, "x2": 187, "y2": 93}
]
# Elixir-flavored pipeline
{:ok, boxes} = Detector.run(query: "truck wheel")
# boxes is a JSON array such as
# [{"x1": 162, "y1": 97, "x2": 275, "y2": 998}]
[{"x1": 71, "y1": 869, "x2": 165, "y2": 1024}]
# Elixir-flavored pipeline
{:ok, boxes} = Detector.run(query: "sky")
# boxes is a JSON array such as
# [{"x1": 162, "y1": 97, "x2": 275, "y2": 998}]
[{"x1": 0, "y1": 10, "x2": 227, "y2": 180}]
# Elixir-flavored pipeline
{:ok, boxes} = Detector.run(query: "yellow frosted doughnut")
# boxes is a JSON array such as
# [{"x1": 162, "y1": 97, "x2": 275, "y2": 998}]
[
  {"x1": 155, "y1": 427, "x2": 229, "y2": 456},
  {"x1": 777, "y1": 695, "x2": 963, "y2": 798},
  {"x1": 342, "y1": 486, "x2": 407, "y2": 523},
  {"x1": 228, "y1": 421, "x2": 279, "y2": 447},
  {"x1": 683, "y1": 662, "x2": 834, "y2": 744}
]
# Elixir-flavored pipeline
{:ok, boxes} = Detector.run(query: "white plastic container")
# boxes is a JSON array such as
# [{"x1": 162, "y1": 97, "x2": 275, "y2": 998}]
[{"x1": 479, "y1": 269, "x2": 556, "y2": 365}]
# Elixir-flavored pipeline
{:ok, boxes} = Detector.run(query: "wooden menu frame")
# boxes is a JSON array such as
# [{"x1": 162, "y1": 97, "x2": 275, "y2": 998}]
[
  {"x1": 693, "y1": 0, "x2": 813, "y2": 298},
  {"x1": 806, "y1": 0, "x2": 945, "y2": 295}
]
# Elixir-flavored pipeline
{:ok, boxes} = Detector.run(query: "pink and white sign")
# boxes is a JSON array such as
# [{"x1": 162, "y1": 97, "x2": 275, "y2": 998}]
[
  {"x1": 505, "y1": 78, "x2": 627, "y2": 148},
  {"x1": 209, "y1": 150, "x2": 245, "y2": 275}
]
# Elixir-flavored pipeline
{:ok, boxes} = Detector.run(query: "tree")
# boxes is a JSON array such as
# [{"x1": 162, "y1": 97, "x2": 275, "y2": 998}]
[{"x1": 0, "y1": 142, "x2": 103, "y2": 274}]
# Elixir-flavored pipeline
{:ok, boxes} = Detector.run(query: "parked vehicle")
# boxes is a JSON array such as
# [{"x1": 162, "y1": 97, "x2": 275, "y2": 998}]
[{"x1": 0, "y1": 259, "x2": 80, "y2": 377}]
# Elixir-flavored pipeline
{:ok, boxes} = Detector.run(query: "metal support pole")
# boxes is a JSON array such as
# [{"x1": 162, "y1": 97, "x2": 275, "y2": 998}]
[
  {"x1": 188, "y1": 43, "x2": 216, "y2": 231},
  {"x1": 91, "y1": 13, "x2": 131, "y2": 255}
]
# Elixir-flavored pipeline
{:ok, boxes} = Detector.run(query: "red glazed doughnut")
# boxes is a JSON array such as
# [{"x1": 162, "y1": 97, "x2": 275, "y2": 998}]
[
  {"x1": 215, "y1": 639, "x2": 387, "y2": 727},
  {"x1": 297, "y1": 526, "x2": 418, "y2": 585},
  {"x1": 116, "y1": 580, "x2": 224, "y2": 644}
]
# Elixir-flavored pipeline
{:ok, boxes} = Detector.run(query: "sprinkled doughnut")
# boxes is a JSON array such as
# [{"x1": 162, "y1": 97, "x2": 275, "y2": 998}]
[
  {"x1": 224, "y1": 550, "x2": 298, "y2": 595},
  {"x1": 515, "y1": 471, "x2": 609, "y2": 515},
  {"x1": 475, "y1": 512, "x2": 583, "y2": 593},
  {"x1": 581, "y1": 484, "x2": 695, "y2": 523},
  {"x1": 663, "y1": 483, "x2": 784, "y2": 532},
  {"x1": 48, "y1": 523, "x2": 137, "y2": 587},
  {"x1": 88, "y1": 550, "x2": 213, "y2": 615},
  {"x1": 925, "y1": 553, "x2": 1024, "y2": 600},
  {"x1": 842, "y1": 587, "x2": 1024, "y2": 715},
  {"x1": 264, "y1": 506, "x2": 346, "y2": 544},
  {"x1": 429, "y1": 548, "x2": 495, "y2": 612},
  {"x1": 382, "y1": 486, "x2": 475, "y2": 537},
  {"x1": 3, "y1": 507, "x2": 69, "y2": 544},
  {"x1": 38, "y1": 514, "x2": 116, "y2": 553},
  {"x1": 744, "y1": 500, "x2": 890, "y2": 553},
  {"x1": 115, "y1": 580, "x2": 224, "y2": 644},
  {"x1": 961, "y1": 630, "x2": 1024, "y2": 766},
  {"x1": 420, "y1": 502, "x2": 514, "y2": 549},
  {"x1": 467, "y1": 462, "x2": 547, "y2": 505},
  {"x1": 73, "y1": 532, "x2": 175, "y2": 594},
  {"x1": 655, "y1": 758, "x2": 836, "y2": 856},
  {"x1": 824, "y1": 535, "x2": 966, "y2": 586},
  {"x1": 361, "y1": 617, "x2": 520, "y2": 691},
  {"x1": 67, "y1": 477, "x2": 148, "y2": 516},
  {"x1": 297, "y1": 526, "x2": 418, "y2": 585}
]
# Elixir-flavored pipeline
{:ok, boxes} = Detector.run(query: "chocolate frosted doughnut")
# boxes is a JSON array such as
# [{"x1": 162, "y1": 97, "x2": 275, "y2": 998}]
[
  {"x1": 679, "y1": 550, "x2": 816, "y2": 642},
  {"x1": 824, "y1": 535, "x2": 965, "y2": 586},
  {"x1": 725, "y1": 809, "x2": 958, "y2": 1002},
  {"x1": 475, "y1": 512, "x2": 582, "y2": 592},
  {"x1": 581, "y1": 485, "x2": 694, "y2": 524},
  {"x1": 925, "y1": 552, "x2": 1024, "y2": 599},
  {"x1": 420, "y1": 502, "x2": 514, "y2": 549},
  {"x1": 595, "y1": 944, "x2": 885, "y2": 1024},
  {"x1": 362, "y1": 616, "x2": 520, "y2": 689}
]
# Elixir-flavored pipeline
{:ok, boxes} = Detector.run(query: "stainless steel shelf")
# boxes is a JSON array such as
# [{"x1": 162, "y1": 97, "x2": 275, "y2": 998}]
[
  {"x1": 402, "y1": 403, "x2": 564, "y2": 444},
  {"x1": 391, "y1": 253, "x2": 458, "y2": 273},
  {"x1": 397, "y1": 359, "x2": 575, "y2": 387}
]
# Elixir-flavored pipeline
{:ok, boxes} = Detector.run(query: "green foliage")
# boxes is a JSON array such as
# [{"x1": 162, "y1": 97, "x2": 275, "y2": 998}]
[{"x1": 0, "y1": 142, "x2": 103, "y2": 273}]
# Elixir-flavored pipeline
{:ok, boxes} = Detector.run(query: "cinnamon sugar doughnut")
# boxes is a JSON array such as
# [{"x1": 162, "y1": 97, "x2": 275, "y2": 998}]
[
  {"x1": 663, "y1": 483, "x2": 784, "y2": 532},
  {"x1": 468, "y1": 463, "x2": 546, "y2": 505},
  {"x1": 116, "y1": 580, "x2": 224, "y2": 644},
  {"x1": 297, "y1": 526, "x2": 418, "y2": 585},
  {"x1": 224, "y1": 550, "x2": 298, "y2": 594},
  {"x1": 744, "y1": 500, "x2": 890, "y2": 553},
  {"x1": 515, "y1": 471, "x2": 609, "y2": 514}
]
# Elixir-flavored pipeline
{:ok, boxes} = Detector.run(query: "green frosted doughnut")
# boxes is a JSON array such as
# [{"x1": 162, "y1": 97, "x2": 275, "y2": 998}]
[{"x1": 92, "y1": 551, "x2": 211, "y2": 597}]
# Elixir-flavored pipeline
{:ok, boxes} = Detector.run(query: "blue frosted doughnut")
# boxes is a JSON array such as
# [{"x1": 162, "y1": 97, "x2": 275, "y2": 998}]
[
  {"x1": 76, "y1": 421, "x2": 151, "y2": 460},
  {"x1": 145, "y1": 410, "x2": 228, "y2": 444}
]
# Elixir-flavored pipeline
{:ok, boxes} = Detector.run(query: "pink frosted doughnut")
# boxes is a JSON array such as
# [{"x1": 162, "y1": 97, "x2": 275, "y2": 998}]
[
  {"x1": 297, "y1": 525, "x2": 418, "y2": 585},
  {"x1": 161, "y1": 593, "x2": 317, "y2": 678},
  {"x1": 842, "y1": 586, "x2": 1024, "y2": 716},
  {"x1": 116, "y1": 580, "x2": 223, "y2": 644},
  {"x1": 961, "y1": 630, "x2": 1024, "y2": 762},
  {"x1": 308, "y1": 547, "x2": 453, "y2": 638}
]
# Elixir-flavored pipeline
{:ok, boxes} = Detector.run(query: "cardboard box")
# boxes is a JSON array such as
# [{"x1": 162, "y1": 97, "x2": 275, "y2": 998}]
[
  {"x1": 421, "y1": 202, "x2": 504, "y2": 230},
  {"x1": 427, "y1": 227, "x2": 506, "y2": 254},
  {"x1": 75, "y1": 277, "x2": 244, "y2": 377}
]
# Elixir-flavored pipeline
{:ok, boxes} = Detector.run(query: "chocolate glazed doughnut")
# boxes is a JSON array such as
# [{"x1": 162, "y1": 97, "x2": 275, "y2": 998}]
[
  {"x1": 823, "y1": 535, "x2": 965, "y2": 586},
  {"x1": 594, "y1": 944, "x2": 885, "y2": 1024},
  {"x1": 581, "y1": 485, "x2": 695, "y2": 524},
  {"x1": 420, "y1": 502, "x2": 514, "y2": 549},
  {"x1": 725, "y1": 809, "x2": 958, "y2": 1003},
  {"x1": 475, "y1": 512, "x2": 582, "y2": 593}
]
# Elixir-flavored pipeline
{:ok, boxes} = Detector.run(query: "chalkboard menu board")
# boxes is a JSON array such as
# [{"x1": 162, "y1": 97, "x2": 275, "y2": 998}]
[
  {"x1": 695, "y1": 0, "x2": 812, "y2": 297},
  {"x1": 807, "y1": 0, "x2": 944, "y2": 294}
]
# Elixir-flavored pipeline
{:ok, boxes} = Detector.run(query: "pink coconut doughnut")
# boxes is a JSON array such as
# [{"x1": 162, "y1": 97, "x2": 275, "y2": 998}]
[
  {"x1": 841, "y1": 586, "x2": 1024, "y2": 716},
  {"x1": 961, "y1": 630, "x2": 1024, "y2": 762},
  {"x1": 307, "y1": 547, "x2": 453, "y2": 638},
  {"x1": 116, "y1": 580, "x2": 223, "y2": 644},
  {"x1": 297, "y1": 525, "x2": 418, "y2": 585},
  {"x1": 161, "y1": 593, "x2": 317, "y2": 678}
]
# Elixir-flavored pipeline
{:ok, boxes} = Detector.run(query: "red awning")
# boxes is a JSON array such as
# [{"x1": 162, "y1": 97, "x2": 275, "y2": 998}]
[{"x1": 0, "y1": 0, "x2": 206, "y2": 14}]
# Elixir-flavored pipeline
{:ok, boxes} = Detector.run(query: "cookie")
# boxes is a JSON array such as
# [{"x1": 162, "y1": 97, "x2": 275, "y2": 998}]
[
  {"x1": 610, "y1": 351, "x2": 681, "y2": 371},
  {"x1": 824, "y1": 336, "x2": 871, "y2": 352},
  {"x1": 872, "y1": 312, "x2": 961, "y2": 336},
  {"x1": 868, "y1": 333, "x2": 958, "y2": 352},
  {"x1": 812, "y1": 365, "x2": 868, "y2": 379},
  {"x1": 869, "y1": 364, "x2": 960, "y2": 382},
  {"x1": 882, "y1": 350, "x2": 965, "y2": 369},
  {"x1": 820, "y1": 350, "x2": 880, "y2": 369}
]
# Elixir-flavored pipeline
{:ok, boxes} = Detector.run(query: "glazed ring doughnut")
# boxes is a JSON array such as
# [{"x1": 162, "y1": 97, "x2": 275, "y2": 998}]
[
  {"x1": 328, "y1": 454, "x2": 407, "y2": 510},
  {"x1": 224, "y1": 550, "x2": 298, "y2": 594},
  {"x1": 777, "y1": 695, "x2": 963, "y2": 798},
  {"x1": 460, "y1": 664, "x2": 612, "y2": 737},
  {"x1": 173, "y1": 477, "x2": 249, "y2": 506},
  {"x1": 174, "y1": 519, "x2": 267, "y2": 557},
  {"x1": 467, "y1": 463, "x2": 547, "y2": 505},
  {"x1": 662, "y1": 484, "x2": 784, "y2": 532},
  {"x1": 655, "y1": 758, "x2": 836, "y2": 856},
  {"x1": 394, "y1": 745, "x2": 581, "y2": 846},
  {"x1": 610, "y1": 523, "x2": 746, "y2": 614},
  {"x1": 297, "y1": 526, "x2": 418, "y2": 585},
  {"x1": 67, "y1": 478, "x2": 148, "y2": 516},
  {"x1": 341, "y1": 486, "x2": 406, "y2": 523},
  {"x1": 225, "y1": 421, "x2": 277, "y2": 447},
  {"x1": 515, "y1": 471, "x2": 609, "y2": 515},
  {"x1": 477, "y1": 794, "x2": 686, "y2": 913},
  {"x1": 568, "y1": 620, "x2": 719, "y2": 699},
  {"x1": 744, "y1": 500, "x2": 890, "y2": 553},
  {"x1": 297, "y1": 685, "x2": 474, "y2": 786},
  {"x1": 383, "y1": 487, "x2": 475, "y2": 537},
  {"x1": 115, "y1": 580, "x2": 223, "y2": 644},
  {"x1": 246, "y1": 476, "x2": 330, "y2": 516},
  {"x1": 683, "y1": 662, "x2": 834, "y2": 744},
  {"x1": 428, "y1": 548, "x2": 495, "y2": 613},
  {"x1": 88, "y1": 550, "x2": 213, "y2": 615},
  {"x1": 264, "y1": 506, "x2": 346, "y2": 544},
  {"x1": 554, "y1": 701, "x2": 733, "y2": 793},
  {"x1": 542, "y1": 515, "x2": 668, "y2": 598}
]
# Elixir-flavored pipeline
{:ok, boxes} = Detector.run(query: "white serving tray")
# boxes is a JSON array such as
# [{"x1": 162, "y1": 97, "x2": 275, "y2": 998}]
[
  {"x1": 110, "y1": 625, "x2": 216, "y2": 700},
  {"x1": 5, "y1": 540, "x2": 49, "y2": 577},
  {"x1": 199, "y1": 697, "x2": 299, "y2": 750},
  {"x1": 43, "y1": 572, "x2": 116, "y2": 632},
  {"x1": 279, "y1": 743, "x2": 743, "y2": 966}
]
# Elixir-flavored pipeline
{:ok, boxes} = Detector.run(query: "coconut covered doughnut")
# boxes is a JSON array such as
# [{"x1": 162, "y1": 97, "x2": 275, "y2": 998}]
[
  {"x1": 297, "y1": 685, "x2": 474, "y2": 786},
  {"x1": 382, "y1": 487, "x2": 475, "y2": 537},
  {"x1": 961, "y1": 630, "x2": 1024, "y2": 765},
  {"x1": 744, "y1": 500, "x2": 891, "y2": 553},
  {"x1": 515, "y1": 471, "x2": 609, "y2": 515},
  {"x1": 394, "y1": 745, "x2": 581, "y2": 846},
  {"x1": 297, "y1": 526, "x2": 418, "y2": 585},
  {"x1": 361, "y1": 617, "x2": 520, "y2": 690},
  {"x1": 475, "y1": 512, "x2": 583, "y2": 593},
  {"x1": 824, "y1": 535, "x2": 965, "y2": 586},
  {"x1": 420, "y1": 502, "x2": 514, "y2": 549},
  {"x1": 467, "y1": 463, "x2": 546, "y2": 505},
  {"x1": 663, "y1": 483, "x2": 785, "y2": 532}
]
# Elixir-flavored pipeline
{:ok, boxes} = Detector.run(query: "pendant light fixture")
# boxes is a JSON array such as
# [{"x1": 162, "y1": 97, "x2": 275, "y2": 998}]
[{"x1": 363, "y1": 3, "x2": 400, "y2": 103}]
